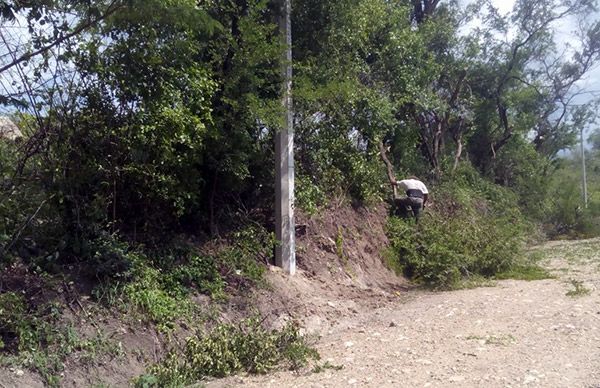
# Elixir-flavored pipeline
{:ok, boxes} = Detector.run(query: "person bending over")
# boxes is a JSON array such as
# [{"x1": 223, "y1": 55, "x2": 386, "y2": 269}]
[{"x1": 393, "y1": 176, "x2": 429, "y2": 222}]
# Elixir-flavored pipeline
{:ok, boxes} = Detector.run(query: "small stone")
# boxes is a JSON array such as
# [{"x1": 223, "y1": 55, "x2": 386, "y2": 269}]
[
  {"x1": 348, "y1": 379, "x2": 358, "y2": 384},
  {"x1": 344, "y1": 341, "x2": 354, "y2": 348},
  {"x1": 14, "y1": 369, "x2": 24, "y2": 377},
  {"x1": 389, "y1": 322, "x2": 397, "y2": 327}
]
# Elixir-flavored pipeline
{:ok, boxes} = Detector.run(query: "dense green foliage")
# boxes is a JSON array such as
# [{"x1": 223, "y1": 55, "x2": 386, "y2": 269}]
[
  {"x1": 543, "y1": 140, "x2": 600, "y2": 238},
  {"x1": 1, "y1": 0, "x2": 599, "y2": 262},
  {"x1": 89, "y1": 224, "x2": 272, "y2": 331},
  {"x1": 387, "y1": 172, "x2": 530, "y2": 288}
]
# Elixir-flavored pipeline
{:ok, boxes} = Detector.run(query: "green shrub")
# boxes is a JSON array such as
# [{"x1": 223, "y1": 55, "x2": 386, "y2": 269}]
[
  {"x1": 87, "y1": 232, "x2": 136, "y2": 279},
  {"x1": 164, "y1": 254, "x2": 225, "y2": 298},
  {"x1": 91, "y1": 225, "x2": 272, "y2": 331},
  {"x1": 296, "y1": 173, "x2": 327, "y2": 215},
  {"x1": 216, "y1": 224, "x2": 273, "y2": 286},
  {"x1": 93, "y1": 257, "x2": 194, "y2": 332},
  {"x1": 136, "y1": 318, "x2": 319, "y2": 387},
  {"x1": 386, "y1": 182, "x2": 527, "y2": 289},
  {"x1": 494, "y1": 251, "x2": 553, "y2": 281}
]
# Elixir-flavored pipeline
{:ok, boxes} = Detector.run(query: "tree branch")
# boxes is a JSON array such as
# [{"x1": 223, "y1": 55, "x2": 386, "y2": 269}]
[
  {"x1": 378, "y1": 140, "x2": 398, "y2": 198},
  {"x1": 0, "y1": 0, "x2": 123, "y2": 75}
]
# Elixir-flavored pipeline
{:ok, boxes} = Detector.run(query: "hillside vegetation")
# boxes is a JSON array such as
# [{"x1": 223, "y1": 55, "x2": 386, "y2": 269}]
[{"x1": 1, "y1": 0, "x2": 600, "y2": 386}]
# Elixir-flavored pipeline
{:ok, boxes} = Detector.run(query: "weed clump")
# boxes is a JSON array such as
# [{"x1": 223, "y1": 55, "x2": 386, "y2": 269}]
[
  {"x1": 566, "y1": 279, "x2": 591, "y2": 297},
  {"x1": 135, "y1": 318, "x2": 319, "y2": 387}
]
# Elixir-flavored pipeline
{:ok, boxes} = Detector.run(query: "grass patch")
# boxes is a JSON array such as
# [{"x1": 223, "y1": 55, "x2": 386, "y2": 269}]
[
  {"x1": 456, "y1": 275, "x2": 496, "y2": 289},
  {"x1": 91, "y1": 224, "x2": 274, "y2": 332},
  {"x1": 382, "y1": 247, "x2": 404, "y2": 276},
  {"x1": 494, "y1": 264, "x2": 553, "y2": 281},
  {"x1": 135, "y1": 317, "x2": 319, "y2": 387},
  {"x1": 312, "y1": 360, "x2": 344, "y2": 373},
  {"x1": 466, "y1": 334, "x2": 516, "y2": 346},
  {"x1": 494, "y1": 250, "x2": 553, "y2": 281},
  {"x1": 565, "y1": 279, "x2": 591, "y2": 297}
]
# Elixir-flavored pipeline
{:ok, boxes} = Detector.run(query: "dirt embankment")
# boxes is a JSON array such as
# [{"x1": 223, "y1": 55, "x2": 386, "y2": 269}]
[
  {"x1": 209, "y1": 238, "x2": 600, "y2": 388},
  {"x1": 243, "y1": 203, "x2": 412, "y2": 333}
]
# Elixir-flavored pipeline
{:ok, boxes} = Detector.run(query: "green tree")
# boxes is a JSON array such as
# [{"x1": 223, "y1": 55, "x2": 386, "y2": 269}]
[{"x1": 467, "y1": 0, "x2": 600, "y2": 176}]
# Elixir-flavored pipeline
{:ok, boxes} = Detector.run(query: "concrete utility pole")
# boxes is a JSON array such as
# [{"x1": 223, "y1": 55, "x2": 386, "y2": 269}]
[
  {"x1": 275, "y1": 0, "x2": 295, "y2": 274},
  {"x1": 581, "y1": 127, "x2": 588, "y2": 208}
]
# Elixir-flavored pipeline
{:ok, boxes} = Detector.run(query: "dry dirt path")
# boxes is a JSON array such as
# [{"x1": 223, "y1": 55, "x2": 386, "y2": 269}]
[{"x1": 207, "y1": 238, "x2": 600, "y2": 388}]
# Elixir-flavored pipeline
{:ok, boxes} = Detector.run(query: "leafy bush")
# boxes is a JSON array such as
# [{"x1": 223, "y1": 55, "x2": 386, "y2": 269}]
[
  {"x1": 135, "y1": 318, "x2": 319, "y2": 387},
  {"x1": 217, "y1": 225, "x2": 273, "y2": 286},
  {"x1": 296, "y1": 173, "x2": 327, "y2": 215},
  {"x1": 164, "y1": 254, "x2": 225, "y2": 298},
  {"x1": 545, "y1": 183, "x2": 600, "y2": 238},
  {"x1": 122, "y1": 264, "x2": 194, "y2": 331},
  {"x1": 386, "y1": 182, "x2": 527, "y2": 288},
  {"x1": 87, "y1": 232, "x2": 136, "y2": 279},
  {"x1": 91, "y1": 247, "x2": 199, "y2": 331}
]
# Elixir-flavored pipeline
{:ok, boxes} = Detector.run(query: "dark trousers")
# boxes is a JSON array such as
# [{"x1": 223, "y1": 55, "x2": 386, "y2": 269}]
[{"x1": 394, "y1": 196, "x2": 424, "y2": 221}]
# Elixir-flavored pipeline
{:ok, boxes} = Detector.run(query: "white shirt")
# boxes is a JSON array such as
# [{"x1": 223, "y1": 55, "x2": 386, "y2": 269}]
[{"x1": 397, "y1": 179, "x2": 428, "y2": 194}]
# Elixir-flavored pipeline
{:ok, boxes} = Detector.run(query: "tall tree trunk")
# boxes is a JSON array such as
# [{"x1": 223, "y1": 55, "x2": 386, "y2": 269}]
[{"x1": 452, "y1": 133, "x2": 463, "y2": 173}]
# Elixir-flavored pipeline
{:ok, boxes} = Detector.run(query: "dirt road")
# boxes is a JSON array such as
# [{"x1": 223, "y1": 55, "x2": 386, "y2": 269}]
[{"x1": 207, "y1": 238, "x2": 600, "y2": 388}]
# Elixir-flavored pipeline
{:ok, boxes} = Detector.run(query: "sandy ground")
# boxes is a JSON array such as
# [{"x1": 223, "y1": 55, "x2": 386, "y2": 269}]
[{"x1": 206, "y1": 238, "x2": 600, "y2": 388}]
